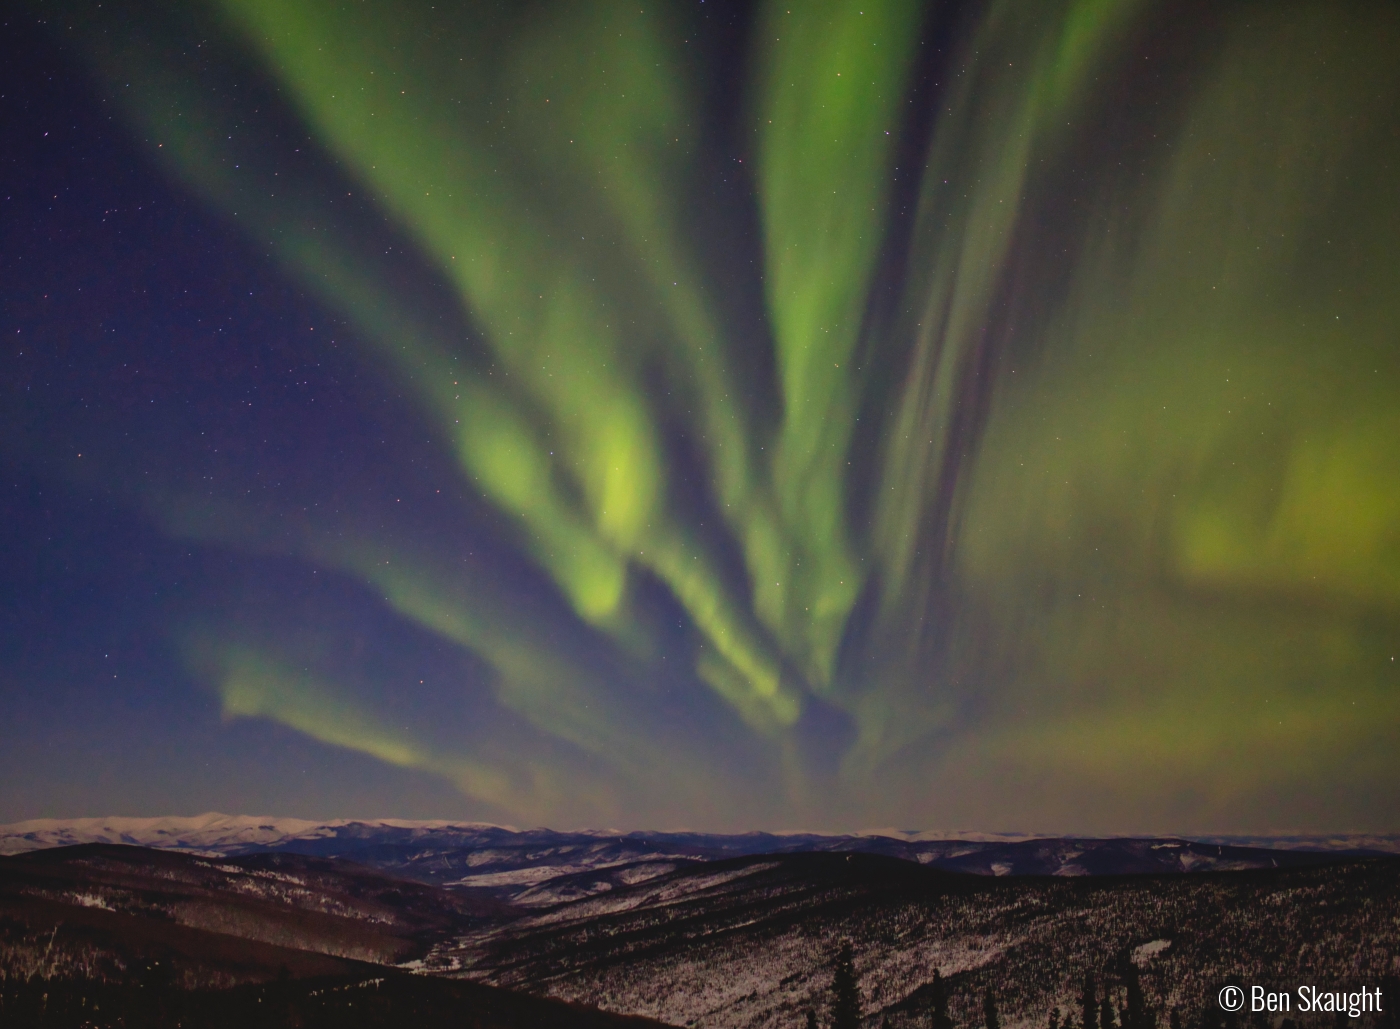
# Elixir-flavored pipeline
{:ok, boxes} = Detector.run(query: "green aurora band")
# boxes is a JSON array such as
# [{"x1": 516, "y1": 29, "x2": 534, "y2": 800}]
[{"x1": 37, "y1": 0, "x2": 1400, "y2": 828}]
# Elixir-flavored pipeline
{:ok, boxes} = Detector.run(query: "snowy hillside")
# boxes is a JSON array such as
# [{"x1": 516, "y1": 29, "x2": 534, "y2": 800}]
[{"x1": 441, "y1": 851, "x2": 1400, "y2": 1029}]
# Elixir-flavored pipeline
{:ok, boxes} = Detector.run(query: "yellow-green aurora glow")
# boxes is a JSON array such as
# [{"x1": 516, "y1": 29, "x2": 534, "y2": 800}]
[{"x1": 26, "y1": 0, "x2": 1400, "y2": 829}]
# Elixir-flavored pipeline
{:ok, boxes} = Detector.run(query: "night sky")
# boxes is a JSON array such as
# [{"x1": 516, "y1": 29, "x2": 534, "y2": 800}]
[{"x1": 3, "y1": 0, "x2": 1398, "y2": 833}]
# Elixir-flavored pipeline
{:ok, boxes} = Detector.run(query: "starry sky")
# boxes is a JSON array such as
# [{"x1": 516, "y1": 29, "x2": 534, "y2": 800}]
[{"x1": 3, "y1": 0, "x2": 1398, "y2": 833}]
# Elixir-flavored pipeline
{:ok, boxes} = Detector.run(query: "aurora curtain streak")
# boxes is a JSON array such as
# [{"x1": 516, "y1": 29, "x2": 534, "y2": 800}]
[{"x1": 17, "y1": 0, "x2": 1400, "y2": 830}]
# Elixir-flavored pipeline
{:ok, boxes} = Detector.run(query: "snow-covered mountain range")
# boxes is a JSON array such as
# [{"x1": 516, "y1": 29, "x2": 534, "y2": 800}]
[
  {"x1": 2, "y1": 814, "x2": 1396, "y2": 895},
  {"x1": 0, "y1": 814, "x2": 1046, "y2": 857},
  {"x1": 0, "y1": 813, "x2": 504, "y2": 857}
]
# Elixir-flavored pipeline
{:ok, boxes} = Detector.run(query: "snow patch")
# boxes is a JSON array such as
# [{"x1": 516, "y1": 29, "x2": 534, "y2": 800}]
[
  {"x1": 68, "y1": 892, "x2": 114, "y2": 911},
  {"x1": 1133, "y1": 939, "x2": 1172, "y2": 963}
]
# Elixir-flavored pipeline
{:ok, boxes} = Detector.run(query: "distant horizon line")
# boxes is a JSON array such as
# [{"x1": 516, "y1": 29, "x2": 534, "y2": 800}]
[{"x1": 3, "y1": 811, "x2": 1397, "y2": 844}]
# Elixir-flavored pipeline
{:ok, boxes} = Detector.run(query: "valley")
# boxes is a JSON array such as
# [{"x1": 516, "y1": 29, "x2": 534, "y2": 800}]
[{"x1": 2, "y1": 833, "x2": 1396, "y2": 1029}]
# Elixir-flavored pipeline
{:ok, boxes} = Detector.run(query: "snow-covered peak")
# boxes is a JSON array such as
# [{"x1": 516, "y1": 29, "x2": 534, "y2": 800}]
[{"x1": 0, "y1": 813, "x2": 513, "y2": 856}]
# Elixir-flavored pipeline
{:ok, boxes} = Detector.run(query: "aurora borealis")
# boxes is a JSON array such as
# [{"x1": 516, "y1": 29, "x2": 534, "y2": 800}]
[{"x1": 3, "y1": 0, "x2": 1398, "y2": 832}]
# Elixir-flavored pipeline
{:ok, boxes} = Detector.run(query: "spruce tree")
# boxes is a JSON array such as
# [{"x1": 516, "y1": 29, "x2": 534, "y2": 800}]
[
  {"x1": 1082, "y1": 973, "x2": 1100, "y2": 1029},
  {"x1": 831, "y1": 942, "x2": 861, "y2": 1029},
  {"x1": 1102, "y1": 992, "x2": 1118, "y2": 1029},
  {"x1": 1120, "y1": 956, "x2": 1153, "y2": 1029},
  {"x1": 930, "y1": 969, "x2": 954, "y2": 1029},
  {"x1": 985, "y1": 988, "x2": 1002, "y2": 1029},
  {"x1": 1051, "y1": 1007, "x2": 1062, "y2": 1029},
  {"x1": 1200, "y1": 997, "x2": 1224, "y2": 1029}
]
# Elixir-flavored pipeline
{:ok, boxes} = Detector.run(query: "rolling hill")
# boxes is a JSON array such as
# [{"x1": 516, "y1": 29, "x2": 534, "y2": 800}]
[{"x1": 4, "y1": 816, "x2": 1391, "y2": 899}]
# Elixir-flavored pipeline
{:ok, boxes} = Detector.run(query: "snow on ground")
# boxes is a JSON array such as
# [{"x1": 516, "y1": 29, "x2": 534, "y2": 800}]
[
  {"x1": 1133, "y1": 939, "x2": 1172, "y2": 963},
  {"x1": 516, "y1": 862, "x2": 782, "y2": 927},
  {"x1": 447, "y1": 865, "x2": 597, "y2": 889},
  {"x1": 5, "y1": 815, "x2": 1397, "y2": 861},
  {"x1": 499, "y1": 901, "x2": 1014, "y2": 1029},
  {"x1": 616, "y1": 861, "x2": 676, "y2": 885},
  {"x1": 1192, "y1": 833, "x2": 1400, "y2": 852},
  {"x1": 0, "y1": 813, "x2": 515, "y2": 856}
]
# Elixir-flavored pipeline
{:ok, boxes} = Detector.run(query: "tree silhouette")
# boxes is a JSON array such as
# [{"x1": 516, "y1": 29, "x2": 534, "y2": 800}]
[
  {"x1": 831, "y1": 942, "x2": 861, "y2": 1029},
  {"x1": 930, "y1": 969, "x2": 954, "y2": 1029},
  {"x1": 1082, "y1": 973, "x2": 1099, "y2": 1029},
  {"x1": 984, "y1": 988, "x2": 1001, "y2": 1029},
  {"x1": 1051, "y1": 1006, "x2": 1062, "y2": 1029},
  {"x1": 1117, "y1": 952, "x2": 1154, "y2": 1029},
  {"x1": 807, "y1": 1010, "x2": 820, "y2": 1029},
  {"x1": 1199, "y1": 998, "x2": 1224, "y2": 1029}
]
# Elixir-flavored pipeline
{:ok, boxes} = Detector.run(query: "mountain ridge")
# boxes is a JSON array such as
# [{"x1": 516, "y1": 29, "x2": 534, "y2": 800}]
[{"x1": 5, "y1": 813, "x2": 1397, "y2": 860}]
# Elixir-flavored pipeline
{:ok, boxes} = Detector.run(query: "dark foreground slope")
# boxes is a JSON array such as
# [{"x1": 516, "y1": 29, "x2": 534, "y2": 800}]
[
  {"x1": 442, "y1": 851, "x2": 1400, "y2": 1029},
  {"x1": 0, "y1": 845, "x2": 673, "y2": 1027},
  {"x1": 0, "y1": 844, "x2": 509, "y2": 984},
  {"x1": 0, "y1": 971, "x2": 675, "y2": 1028}
]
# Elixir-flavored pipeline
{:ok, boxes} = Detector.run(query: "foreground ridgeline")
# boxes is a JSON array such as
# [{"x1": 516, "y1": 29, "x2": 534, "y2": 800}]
[
  {"x1": 0, "y1": 973, "x2": 669, "y2": 1029},
  {"x1": 2, "y1": 844, "x2": 1398, "y2": 1028},
  {"x1": 4, "y1": 949, "x2": 1394, "y2": 1029}
]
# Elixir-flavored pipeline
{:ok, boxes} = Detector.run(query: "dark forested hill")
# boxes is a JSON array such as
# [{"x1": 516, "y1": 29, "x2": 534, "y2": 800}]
[
  {"x1": 0, "y1": 972, "x2": 676, "y2": 1029},
  {"x1": 0, "y1": 844, "x2": 509, "y2": 983}
]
